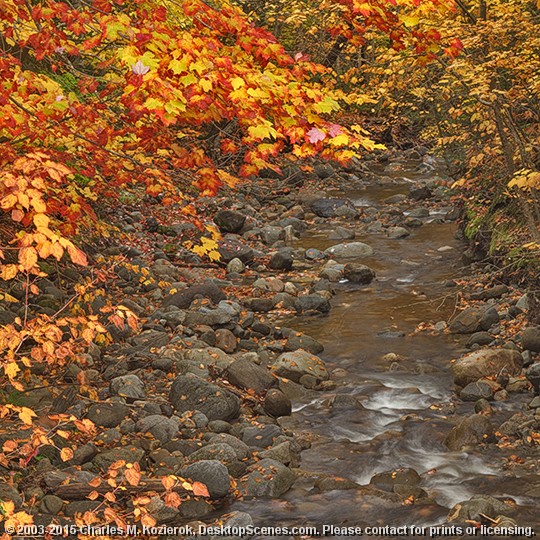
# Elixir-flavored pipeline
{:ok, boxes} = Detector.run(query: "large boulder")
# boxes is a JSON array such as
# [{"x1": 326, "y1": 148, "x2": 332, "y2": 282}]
[
  {"x1": 272, "y1": 349, "x2": 329, "y2": 383},
  {"x1": 324, "y1": 242, "x2": 373, "y2": 259},
  {"x1": 451, "y1": 349, "x2": 522, "y2": 387},
  {"x1": 169, "y1": 374, "x2": 240, "y2": 421},
  {"x1": 343, "y1": 263, "x2": 375, "y2": 284},
  {"x1": 181, "y1": 460, "x2": 231, "y2": 498}
]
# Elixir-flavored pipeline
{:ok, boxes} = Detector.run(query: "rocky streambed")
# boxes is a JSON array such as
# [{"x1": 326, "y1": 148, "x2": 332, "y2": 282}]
[{"x1": 5, "y1": 149, "x2": 540, "y2": 539}]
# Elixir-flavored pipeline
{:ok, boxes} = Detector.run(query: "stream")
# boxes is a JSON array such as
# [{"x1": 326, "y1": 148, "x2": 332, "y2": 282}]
[{"x1": 230, "y1": 161, "x2": 539, "y2": 538}]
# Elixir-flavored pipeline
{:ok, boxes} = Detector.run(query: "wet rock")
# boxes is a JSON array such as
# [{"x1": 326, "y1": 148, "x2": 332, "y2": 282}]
[
  {"x1": 369, "y1": 468, "x2": 421, "y2": 492},
  {"x1": 407, "y1": 208, "x2": 430, "y2": 218},
  {"x1": 215, "y1": 328, "x2": 237, "y2": 353},
  {"x1": 444, "y1": 414, "x2": 494, "y2": 451},
  {"x1": 259, "y1": 441, "x2": 299, "y2": 466},
  {"x1": 324, "y1": 242, "x2": 373, "y2": 258},
  {"x1": 459, "y1": 381, "x2": 494, "y2": 401},
  {"x1": 181, "y1": 460, "x2": 231, "y2": 498},
  {"x1": 269, "y1": 249, "x2": 294, "y2": 271},
  {"x1": 263, "y1": 389, "x2": 292, "y2": 417},
  {"x1": 315, "y1": 475, "x2": 360, "y2": 491},
  {"x1": 93, "y1": 446, "x2": 145, "y2": 470},
  {"x1": 470, "y1": 285, "x2": 508, "y2": 300},
  {"x1": 284, "y1": 332, "x2": 324, "y2": 354},
  {"x1": 447, "y1": 495, "x2": 515, "y2": 522},
  {"x1": 226, "y1": 357, "x2": 275, "y2": 394},
  {"x1": 272, "y1": 350, "x2": 329, "y2": 384},
  {"x1": 521, "y1": 327, "x2": 540, "y2": 352},
  {"x1": 525, "y1": 363, "x2": 540, "y2": 394},
  {"x1": 227, "y1": 258, "x2": 245, "y2": 274},
  {"x1": 87, "y1": 402, "x2": 129, "y2": 428},
  {"x1": 218, "y1": 238, "x2": 254, "y2": 264},
  {"x1": 409, "y1": 185, "x2": 431, "y2": 200},
  {"x1": 329, "y1": 226, "x2": 355, "y2": 240},
  {"x1": 474, "y1": 398, "x2": 493, "y2": 414},
  {"x1": 242, "y1": 424, "x2": 282, "y2": 448},
  {"x1": 449, "y1": 306, "x2": 499, "y2": 334},
  {"x1": 169, "y1": 374, "x2": 240, "y2": 421},
  {"x1": 310, "y1": 198, "x2": 355, "y2": 218},
  {"x1": 451, "y1": 349, "x2": 523, "y2": 387},
  {"x1": 109, "y1": 374, "x2": 145, "y2": 400},
  {"x1": 330, "y1": 394, "x2": 364, "y2": 409},
  {"x1": 343, "y1": 263, "x2": 375, "y2": 284},
  {"x1": 163, "y1": 282, "x2": 225, "y2": 309},
  {"x1": 135, "y1": 415, "x2": 180, "y2": 443},
  {"x1": 295, "y1": 294, "x2": 330, "y2": 314},
  {"x1": 467, "y1": 332, "x2": 494, "y2": 348},
  {"x1": 241, "y1": 458, "x2": 296, "y2": 498},
  {"x1": 387, "y1": 226, "x2": 410, "y2": 239},
  {"x1": 214, "y1": 210, "x2": 246, "y2": 233}
]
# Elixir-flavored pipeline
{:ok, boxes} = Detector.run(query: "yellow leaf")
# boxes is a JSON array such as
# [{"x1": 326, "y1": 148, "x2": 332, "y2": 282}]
[
  {"x1": 60, "y1": 447, "x2": 74, "y2": 461},
  {"x1": 231, "y1": 77, "x2": 245, "y2": 90},
  {"x1": 33, "y1": 213, "x2": 50, "y2": 229},
  {"x1": 18, "y1": 247, "x2": 38, "y2": 271},
  {"x1": 4, "y1": 362, "x2": 20, "y2": 379},
  {"x1": 0, "y1": 292, "x2": 18, "y2": 303},
  {"x1": 18, "y1": 407, "x2": 37, "y2": 425},
  {"x1": 200, "y1": 79, "x2": 212, "y2": 92}
]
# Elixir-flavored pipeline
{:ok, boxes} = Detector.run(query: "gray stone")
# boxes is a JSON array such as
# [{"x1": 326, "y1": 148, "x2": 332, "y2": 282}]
[
  {"x1": 269, "y1": 249, "x2": 294, "y2": 271},
  {"x1": 467, "y1": 332, "x2": 494, "y2": 347},
  {"x1": 370, "y1": 468, "x2": 421, "y2": 491},
  {"x1": 218, "y1": 238, "x2": 254, "y2": 264},
  {"x1": 329, "y1": 226, "x2": 355, "y2": 240},
  {"x1": 452, "y1": 349, "x2": 523, "y2": 387},
  {"x1": 109, "y1": 374, "x2": 146, "y2": 400},
  {"x1": 188, "y1": 443, "x2": 238, "y2": 464},
  {"x1": 459, "y1": 381, "x2": 494, "y2": 401},
  {"x1": 444, "y1": 414, "x2": 494, "y2": 451},
  {"x1": 447, "y1": 495, "x2": 515, "y2": 522},
  {"x1": 243, "y1": 424, "x2": 282, "y2": 448},
  {"x1": 214, "y1": 210, "x2": 246, "y2": 233},
  {"x1": 169, "y1": 374, "x2": 240, "y2": 421},
  {"x1": 39, "y1": 495, "x2": 64, "y2": 515},
  {"x1": 135, "y1": 415, "x2": 179, "y2": 443},
  {"x1": 227, "y1": 258, "x2": 245, "y2": 274},
  {"x1": 263, "y1": 389, "x2": 292, "y2": 417},
  {"x1": 449, "y1": 306, "x2": 499, "y2": 334},
  {"x1": 259, "y1": 441, "x2": 298, "y2": 466},
  {"x1": 181, "y1": 460, "x2": 231, "y2": 498},
  {"x1": 343, "y1": 263, "x2": 375, "y2": 284},
  {"x1": 87, "y1": 402, "x2": 129, "y2": 428},
  {"x1": 295, "y1": 294, "x2": 330, "y2": 313},
  {"x1": 163, "y1": 282, "x2": 225, "y2": 309},
  {"x1": 284, "y1": 332, "x2": 324, "y2": 354},
  {"x1": 215, "y1": 328, "x2": 237, "y2": 353},
  {"x1": 387, "y1": 226, "x2": 410, "y2": 239},
  {"x1": 521, "y1": 327, "x2": 540, "y2": 352},
  {"x1": 526, "y1": 363, "x2": 540, "y2": 394},
  {"x1": 272, "y1": 350, "x2": 329, "y2": 383},
  {"x1": 93, "y1": 446, "x2": 145, "y2": 470},
  {"x1": 146, "y1": 495, "x2": 180, "y2": 524},
  {"x1": 261, "y1": 226, "x2": 285, "y2": 245},
  {"x1": 324, "y1": 242, "x2": 373, "y2": 258},
  {"x1": 208, "y1": 433, "x2": 250, "y2": 460},
  {"x1": 407, "y1": 208, "x2": 430, "y2": 218},
  {"x1": 226, "y1": 357, "x2": 275, "y2": 394},
  {"x1": 242, "y1": 458, "x2": 296, "y2": 498}
]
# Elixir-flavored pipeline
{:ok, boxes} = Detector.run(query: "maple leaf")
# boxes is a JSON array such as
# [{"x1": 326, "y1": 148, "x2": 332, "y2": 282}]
[
  {"x1": 307, "y1": 127, "x2": 326, "y2": 144},
  {"x1": 132, "y1": 60, "x2": 150, "y2": 75}
]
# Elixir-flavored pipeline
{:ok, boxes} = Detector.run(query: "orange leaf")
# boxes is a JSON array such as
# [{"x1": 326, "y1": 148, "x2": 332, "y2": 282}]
[
  {"x1": 60, "y1": 447, "x2": 74, "y2": 462},
  {"x1": 67, "y1": 244, "x2": 88, "y2": 266},
  {"x1": 18, "y1": 247, "x2": 38, "y2": 271},
  {"x1": 192, "y1": 481, "x2": 210, "y2": 497}
]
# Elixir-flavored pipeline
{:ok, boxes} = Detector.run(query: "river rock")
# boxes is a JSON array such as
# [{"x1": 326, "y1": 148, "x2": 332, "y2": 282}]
[
  {"x1": 227, "y1": 258, "x2": 245, "y2": 274},
  {"x1": 109, "y1": 374, "x2": 145, "y2": 400},
  {"x1": 169, "y1": 374, "x2": 240, "y2": 421},
  {"x1": 329, "y1": 226, "x2": 355, "y2": 240},
  {"x1": 163, "y1": 282, "x2": 225, "y2": 309},
  {"x1": 188, "y1": 443, "x2": 238, "y2": 466},
  {"x1": 87, "y1": 402, "x2": 130, "y2": 428},
  {"x1": 242, "y1": 424, "x2": 282, "y2": 448},
  {"x1": 284, "y1": 332, "x2": 324, "y2": 354},
  {"x1": 451, "y1": 349, "x2": 523, "y2": 387},
  {"x1": 218, "y1": 238, "x2": 254, "y2": 263},
  {"x1": 272, "y1": 349, "x2": 329, "y2": 383},
  {"x1": 214, "y1": 210, "x2": 246, "y2": 233},
  {"x1": 135, "y1": 415, "x2": 179, "y2": 443},
  {"x1": 215, "y1": 328, "x2": 237, "y2": 353},
  {"x1": 259, "y1": 441, "x2": 299, "y2": 466},
  {"x1": 263, "y1": 389, "x2": 292, "y2": 417},
  {"x1": 93, "y1": 446, "x2": 145, "y2": 470},
  {"x1": 269, "y1": 249, "x2": 294, "y2": 271},
  {"x1": 444, "y1": 414, "x2": 494, "y2": 451},
  {"x1": 370, "y1": 468, "x2": 421, "y2": 492},
  {"x1": 467, "y1": 331, "x2": 494, "y2": 347},
  {"x1": 181, "y1": 460, "x2": 231, "y2": 498},
  {"x1": 521, "y1": 327, "x2": 540, "y2": 352},
  {"x1": 387, "y1": 226, "x2": 410, "y2": 239},
  {"x1": 226, "y1": 357, "x2": 275, "y2": 394},
  {"x1": 343, "y1": 263, "x2": 375, "y2": 284},
  {"x1": 324, "y1": 242, "x2": 373, "y2": 258},
  {"x1": 409, "y1": 185, "x2": 431, "y2": 200},
  {"x1": 459, "y1": 380, "x2": 494, "y2": 401},
  {"x1": 294, "y1": 294, "x2": 331, "y2": 313},
  {"x1": 449, "y1": 306, "x2": 499, "y2": 334},
  {"x1": 208, "y1": 433, "x2": 251, "y2": 460},
  {"x1": 241, "y1": 458, "x2": 296, "y2": 498},
  {"x1": 310, "y1": 198, "x2": 355, "y2": 218},
  {"x1": 447, "y1": 495, "x2": 515, "y2": 522},
  {"x1": 525, "y1": 363, "x2": 540, "y2": 394}
]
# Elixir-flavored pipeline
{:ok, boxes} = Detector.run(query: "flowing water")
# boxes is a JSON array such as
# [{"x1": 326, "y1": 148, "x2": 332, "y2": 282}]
[{"x1": 230, "y1": 162, "x2": 540, "y2": 537}]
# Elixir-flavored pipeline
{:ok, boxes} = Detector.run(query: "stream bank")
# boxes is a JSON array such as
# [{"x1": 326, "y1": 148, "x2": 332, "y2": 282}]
[{"x1": 5, "y1": 148, "x2": 539, "y2": 539}]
